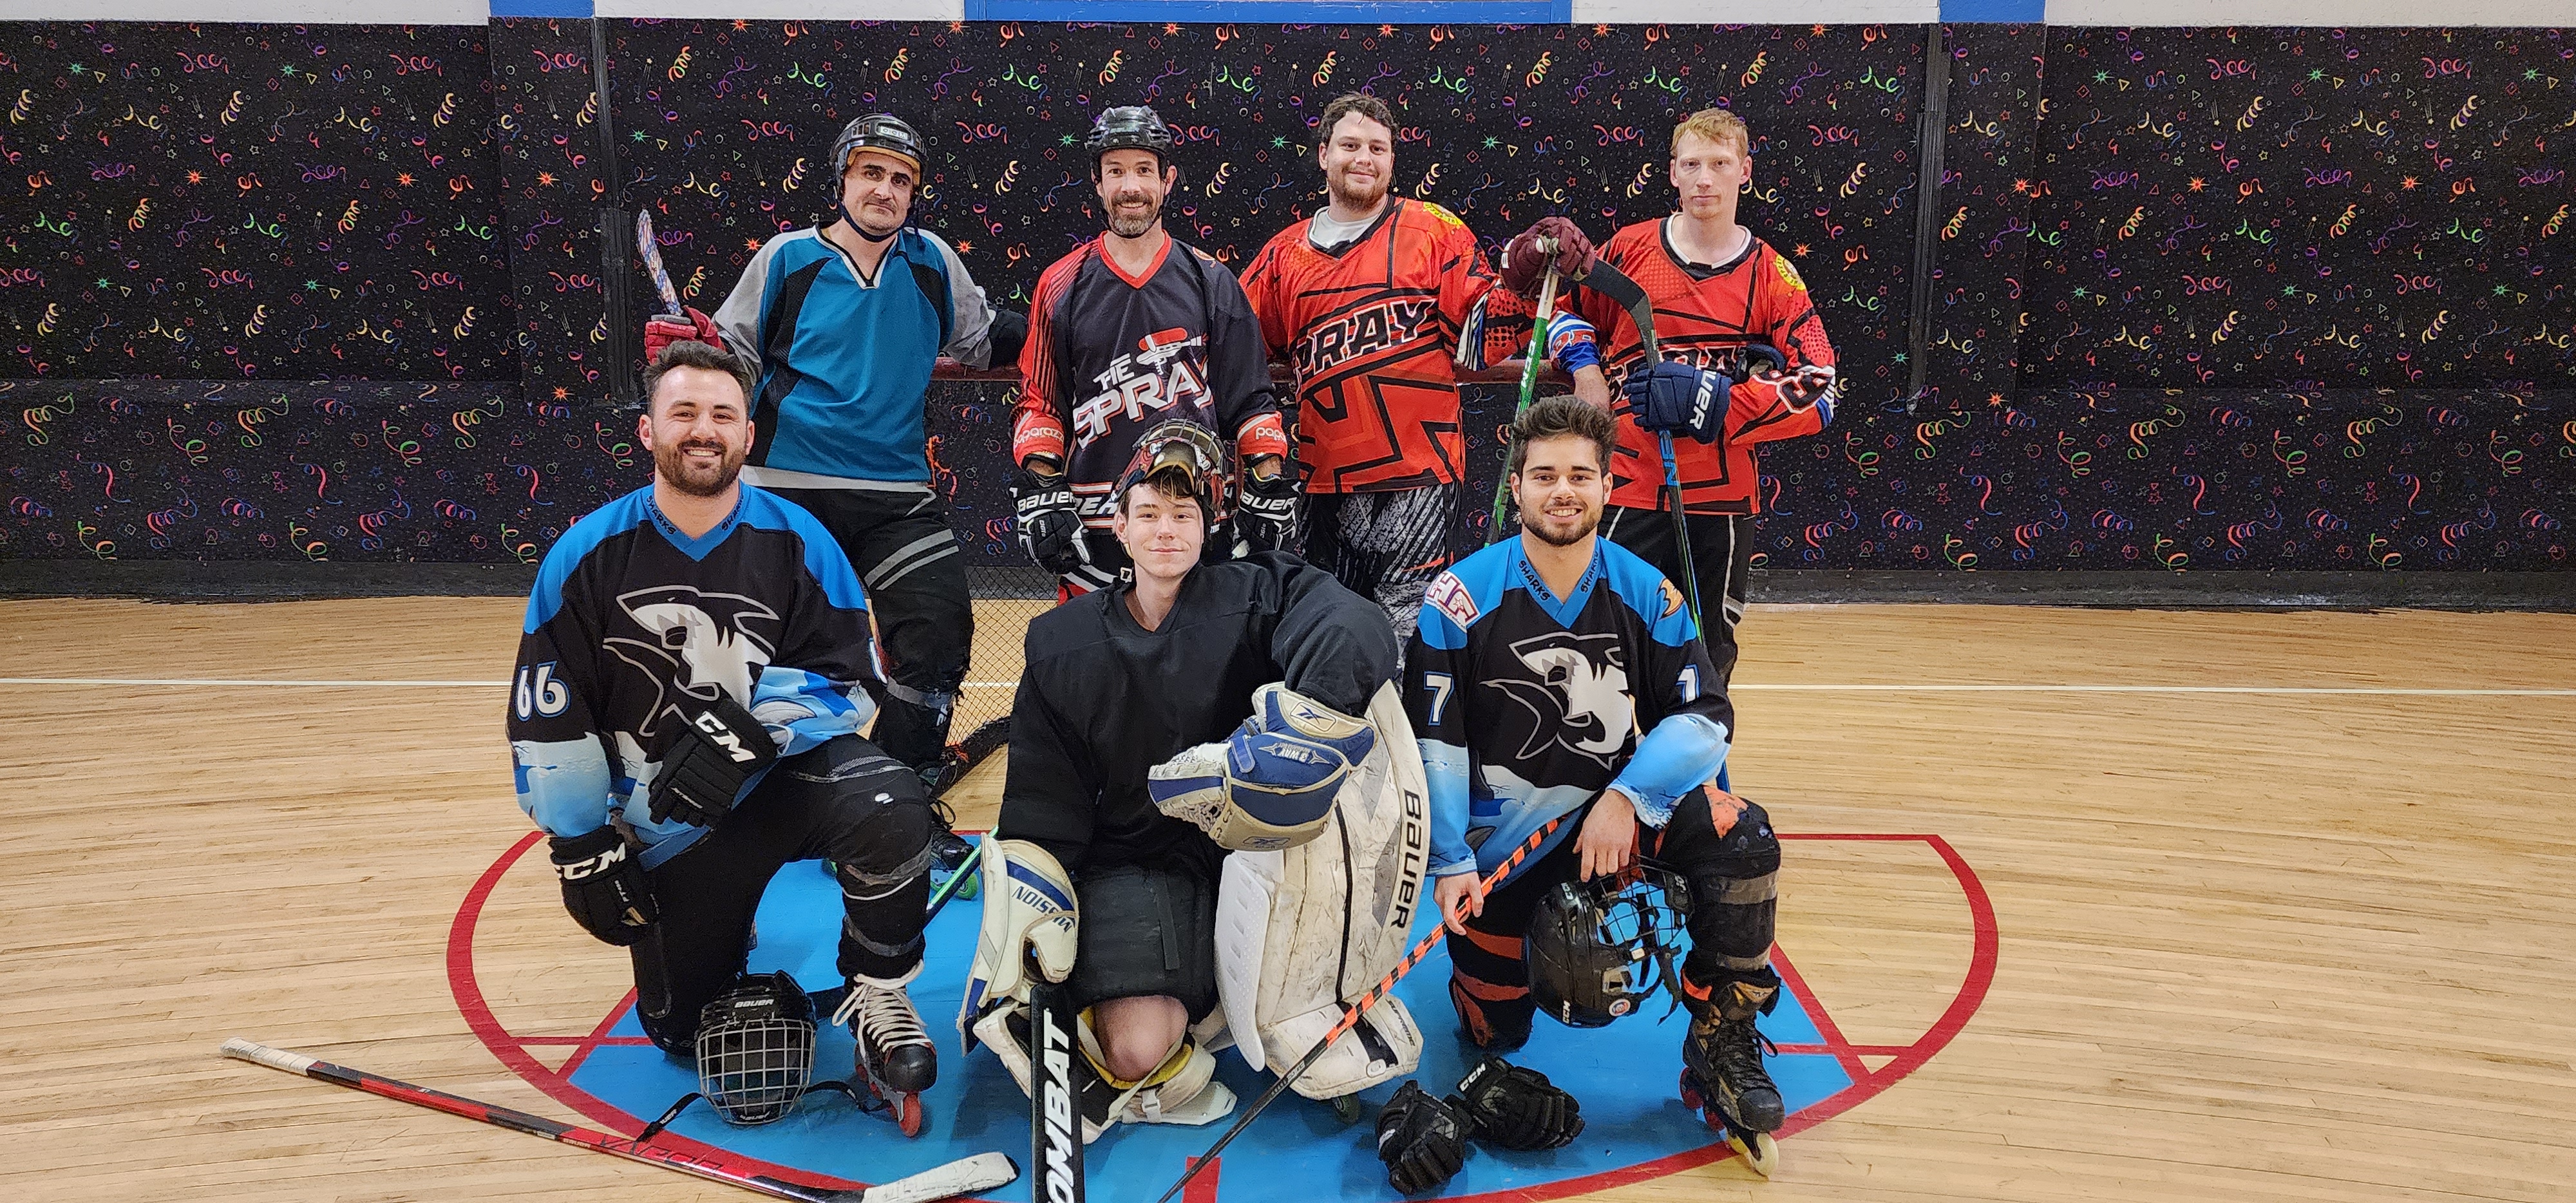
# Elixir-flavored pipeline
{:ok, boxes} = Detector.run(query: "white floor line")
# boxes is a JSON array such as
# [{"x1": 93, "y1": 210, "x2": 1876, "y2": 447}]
[{"x1": 5, "y1": 677, "x2": 2571, "y2": 696}]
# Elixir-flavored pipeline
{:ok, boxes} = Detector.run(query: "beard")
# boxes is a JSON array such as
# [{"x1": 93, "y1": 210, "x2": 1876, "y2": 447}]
[
  {"x1": 1106, "y1": 188, "x2": 1162, "y2": 238},
  {"x1": 1327, "y1": 167, "x2": 1388, "y2": 212},
  {"x1": 1521, "y1": 500, "x2": 1600, "y2": 547},
  {"x1": 655, "y1": 437, "x2": 746, "y2": 498}
]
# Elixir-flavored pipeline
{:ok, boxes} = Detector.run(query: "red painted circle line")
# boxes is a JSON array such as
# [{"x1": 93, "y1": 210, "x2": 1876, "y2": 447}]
[{"x1": 450, "y1": 829, "x2": 2000, "y2": 1200}]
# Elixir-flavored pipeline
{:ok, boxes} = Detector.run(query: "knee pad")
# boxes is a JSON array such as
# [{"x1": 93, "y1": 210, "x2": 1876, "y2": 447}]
[{"x1": 1449, "y1": 974, "x2": 1533, "y2": 1053}]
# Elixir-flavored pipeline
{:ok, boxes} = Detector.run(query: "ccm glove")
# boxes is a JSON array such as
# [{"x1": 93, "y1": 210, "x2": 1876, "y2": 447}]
[
  {"x1": 550, "y1": 826, "x2": 658, "y2": 946},
  {"x1": 1454, "y1": 1056, "x2": 1585, "y2": 1151},
  {"x1": 643, "y1": 306, "x2": 722, "y2": 364},
  {"x1": 1377, "y1": 1081, "x2": 1472, "y2": 1196},
  {"x1": 1499, "y1": 216, "x2": 1596, "y2": 297},
  {"x1": 1010, "y1": 464, "x2": 1088, "y2": 576},
  {"x1": 1624, "y1": 360, "x2": 1736, "y2": 445},
  {"x1": 647, "y1": 691, "x2": 776, "y2": 828},
  {"x1": 1235, "y1": 467, "x2": 1300, "y2": 553}
]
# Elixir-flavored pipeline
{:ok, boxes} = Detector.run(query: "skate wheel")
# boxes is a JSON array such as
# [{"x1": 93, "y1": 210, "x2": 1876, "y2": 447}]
[
  {"x1": 1726, "y1": 1130, "x2": 1779, "y2": 1178},
  {"x1": 1677, "y1": 1070, "x2": 1706, "y2": 1113},
  {"x1": 956, "y1": 873, "x2": 980, "y2": 900},
  {"x1": 1330, "y1": 1094, "x2": 1364, "y2": 1126},
  {"x1": 893, "y1": 1091, "x2": 925, "y2": 1138}
]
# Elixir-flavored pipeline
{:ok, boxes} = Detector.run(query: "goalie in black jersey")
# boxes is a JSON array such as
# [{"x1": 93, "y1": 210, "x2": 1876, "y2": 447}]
[
  {"x1": 958, "y1": 421, "x2": 1430, "y2": 1145},
  {"x1": 506, "y1": 341, "x2": 943, "y2": 1136}
]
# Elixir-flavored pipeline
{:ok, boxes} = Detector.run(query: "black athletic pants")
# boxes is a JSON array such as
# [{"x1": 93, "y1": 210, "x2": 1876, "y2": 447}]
[
  {"x1": 765, "y1": 486, "x2": 972, "y2": 776},
  {"x1": 1446, "y1": 793, "x2": 1781, "y2": 1050},
  {"x1": 630, "y1": 734, "x2": 935, "y2": 1054},
  {"x1": 1302, "y1": 482, "x2": 1460, "y2": 649},
  {"x1": 1604, "y1": 506, "x2": 1754, "y2": 689}
]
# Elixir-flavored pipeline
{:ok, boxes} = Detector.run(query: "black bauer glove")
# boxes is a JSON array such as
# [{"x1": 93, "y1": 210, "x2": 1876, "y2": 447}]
[
  {"x1": 1453, "y1": 1056, "x2": 1585, "y2": 1151},
  {"x1": 1235, "y1": 466, "x2": 1299, "y2": 553},
  {"x1": 549, "y1": 826, "x2": 658, "y2": 946},
  {"x1": 1624, "y1": 359, "x2": 1736, "y2": 446},
  {"x1": 647, "y1": 690, "x2": 777, "y2": 829},
  {"x1": 1010, "y1": 464, "x2": 1088, "y2": 576},
  {"x1": 1376, "y1": 1081, "x2": 1472, "y2": 1196}
]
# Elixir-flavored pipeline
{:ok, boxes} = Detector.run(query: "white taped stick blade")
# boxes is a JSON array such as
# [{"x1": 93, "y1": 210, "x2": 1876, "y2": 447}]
[
  {"x1": 220, "y1": 1038, "x2": 317, "y2": 1074},
  {"x1": 848, "y1": 1150, "x2": 1022, "y2": 1203}
]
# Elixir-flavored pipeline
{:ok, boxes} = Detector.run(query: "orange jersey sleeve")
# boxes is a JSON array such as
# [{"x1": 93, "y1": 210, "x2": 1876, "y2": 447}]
[{"x1": 1010, "y1": 245, "x2": 1090, "y2": 468}]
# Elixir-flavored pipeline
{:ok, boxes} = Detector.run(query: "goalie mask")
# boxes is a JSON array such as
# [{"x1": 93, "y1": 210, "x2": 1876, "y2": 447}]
[
  {"x1": 1117, "y1": 419, "x2": 1232, "y2": 533},
  {"x1": 694, "y1": 971, "x2": 817, "y2": 1125},
  {"x1": 1526, "y1": 869, "x2": 1690, "y2": 1029}
]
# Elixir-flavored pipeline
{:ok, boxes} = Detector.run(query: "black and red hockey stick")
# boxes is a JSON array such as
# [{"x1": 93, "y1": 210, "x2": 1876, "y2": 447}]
[
  {"x1": 1153, "y1": 810, "x2": 1578, "y2": 1203},
  {"x1": 220, "y1": 1038, "x2": 1017, "y2": 1203}
]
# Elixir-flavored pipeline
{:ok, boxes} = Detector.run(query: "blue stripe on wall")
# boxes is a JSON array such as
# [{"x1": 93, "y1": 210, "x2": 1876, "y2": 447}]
[
  {"x1": 491, "y1": 0, "x2": 592, "y2": 16},
  {"x1": 965, "y1": 1, "x2": 1573, "y2": 20},
  {"x1": 1939, "y1": 0, "x2": 2043, "y2": 20}
]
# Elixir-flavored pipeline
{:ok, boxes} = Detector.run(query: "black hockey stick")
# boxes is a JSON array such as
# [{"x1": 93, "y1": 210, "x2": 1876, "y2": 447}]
[
  {"x1": 1153, "y1": 810, "x2": 1578, "y2": 1203},
  {"x1": 1028, "y1": 967, "x2": 1087, "y2": 1203},
  {"x1": 1576, "y1": 260, "x2": 1707, "y2": 627},
  {"x1": 220, "y1": 1039, "x2": 1018, "y2": 1203}
]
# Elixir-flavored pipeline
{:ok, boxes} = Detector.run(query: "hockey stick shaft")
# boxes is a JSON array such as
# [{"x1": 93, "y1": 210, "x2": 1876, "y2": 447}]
[
  {"x1": 1581, "y1": 260, "x2": 1705, "y2": 628},
  {"x1": 636, "y1": 209, "x2": 683, "y2": 317},
  {"x1": 923, "y1": 836, "x2": 983, "y2": 922},
  {"x1": 1487, "y1": 254, "x2": 1562, "y2": 542},
  {"x1": 1153, "y1": 810, "x2": 1577, "y2": 1203},
  {"x1": 220, "y1": 1039, "x2": 1015, "y2": 1203}
]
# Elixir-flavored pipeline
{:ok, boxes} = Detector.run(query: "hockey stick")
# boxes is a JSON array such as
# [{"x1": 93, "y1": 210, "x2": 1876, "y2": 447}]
[
  {"x1": 1486, "y1": 245, "x2": 1562, "y2": 543},
  {"x1": 923, "y1": 836, "x2": 983, "y2": 922},
  {"x1": 636, "y1": 209, "x2": 684, "y2": 318},
  {"x1": 1028, "y1": 967, "x2": 1087, "y2": 1203},
  {"x1": 1152, "y1": 810, "x2": 1577, "y2": 1203},
  {"x1": 220, "y1": 1039, "x2": 1018, "y2": 1203},
  {"x1": 1575, "y1": 260, "x2": 1705, "y2": 628}
]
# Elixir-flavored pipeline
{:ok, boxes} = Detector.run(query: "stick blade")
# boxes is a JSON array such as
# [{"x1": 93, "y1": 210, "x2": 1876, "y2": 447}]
[{"x1": 841, "y1": 1151, "x2": 1020, "y2": 1203}]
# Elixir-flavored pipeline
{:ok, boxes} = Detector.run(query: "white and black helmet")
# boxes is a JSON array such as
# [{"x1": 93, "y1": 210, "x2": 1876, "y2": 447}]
[{"x1": 831, "y1": 113, "x2": 926, "y2": 176}]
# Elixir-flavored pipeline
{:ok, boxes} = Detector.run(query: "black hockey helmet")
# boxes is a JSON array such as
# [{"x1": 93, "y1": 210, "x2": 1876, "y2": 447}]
[
  {"x1": 1115, "y1": 419, "x2": 1231, "y2": 529},
  {"x1": 1526, "y1": 869, "x2": 1689, "y2": 1029},
  {"x1": 1084, "y1": 105, "x2": 1178, "y2": 171},
  {"x1": 832, "y1": 113, "x2": 926, "y2": 177},
  {"x1": 693, "y1": 971, "x2": 817, "y2": 1125}
]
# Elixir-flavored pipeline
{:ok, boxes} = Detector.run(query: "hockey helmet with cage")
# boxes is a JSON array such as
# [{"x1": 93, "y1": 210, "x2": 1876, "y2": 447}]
[
  {"x1": 1085, "y1": 105, "x2": 1179, "y2": 170},
  {"x1": 693, "y1": 971, "x2": 818, "y2": 1125},
  {"x1": 1526, "y1": 870, "x2": 1688, "y2": 1029},
  {"x1": 1116, "y1": 419, "x2": 1231, "y2": 529}
]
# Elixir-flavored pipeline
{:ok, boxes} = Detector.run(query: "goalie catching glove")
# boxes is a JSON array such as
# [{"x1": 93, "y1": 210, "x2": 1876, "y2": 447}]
[
  {"x1": 956, "y1": 838, "x2": 1078, "y2": 1045},
  {"x1": 647, "y1": 690, "x2": 777, "y2": 828},
  {"x1": 1147, "y1": 682, "x2": 1376, "y2": 852}
]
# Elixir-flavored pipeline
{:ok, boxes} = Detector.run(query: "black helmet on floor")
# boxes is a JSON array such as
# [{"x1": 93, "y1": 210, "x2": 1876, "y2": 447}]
[
  {"x1": 1527, "y1": 873, "x2": 1684, "y2": 1029},
  {"x1": 1084, "y1": 105, "x2": 1177, "y2": 169},
  {"x1": 692, "y1": 971, "x2": 817, "y2": 1125},
  {"x1": 832, "y1": 113, "x2": 926, "y2": 177}
]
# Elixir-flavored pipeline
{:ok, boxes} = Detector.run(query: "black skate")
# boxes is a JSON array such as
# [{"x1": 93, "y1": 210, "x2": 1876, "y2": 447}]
[
  {"x1": 834, "y1": 980, "x2": 937, "y2": 1137},
  {"x1": 1680, "y1": 987, "x2": 1785, "y2": 1177}
]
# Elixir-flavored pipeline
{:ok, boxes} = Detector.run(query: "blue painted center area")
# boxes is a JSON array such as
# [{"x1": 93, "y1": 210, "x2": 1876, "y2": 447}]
[{"x1": 567, "y1": 862, "x2": 1854, "y2": 1200}]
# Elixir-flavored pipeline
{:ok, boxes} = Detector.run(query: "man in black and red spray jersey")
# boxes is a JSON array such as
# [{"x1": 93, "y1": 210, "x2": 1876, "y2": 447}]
[
  {"x1": 1550, "y1": 108, "x2": 1840, "y2": 685},
  {"x1": 1240, "y1": 91, "x2": 1605, "y2": 645},
  {"x1": 1010, "y1": 106, "x2": 1291, "y2": 598}
]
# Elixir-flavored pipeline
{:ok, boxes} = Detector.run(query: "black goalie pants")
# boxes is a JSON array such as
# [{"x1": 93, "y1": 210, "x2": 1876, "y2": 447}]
[
  {"x1": 1602, "y1": 506, "x2": 1754, "y2": 690},
  {"x1": 630, "y1": 734, "x2": 935, "y2": 1054},
  {"x1": 766, "y1": 486, "x2": 972, "y2": 776},
  {"x1": 1446, "y1": 792, "x2": 1781, "y2": 1050}
]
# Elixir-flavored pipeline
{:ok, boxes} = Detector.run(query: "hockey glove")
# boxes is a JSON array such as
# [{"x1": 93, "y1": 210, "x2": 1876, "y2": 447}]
[
  {"x1": 1378, "y1": 1081, "x2": 1472, "y2": 1196},
  {"x1": 647, "y1": 690, "x2": 777, "y2": 828},
  {"x1": 1010, "y1": 464, "x2": 1089, "y2": 576},
  {"x1": 1453, "y1": 1056, "x2": 1585, "y2": 1151},
  {"x1": 1624, "y1": 360, "x2": 1735, "y2": 445},
  {"x1": 550, "y1": 826, "x2": 658, "y2": 946},
  {"x1": 1499, "y1": 217, "x2": 1596, "y2": 298},
  {"x1": 1235, "y1": 466, "x2": 1300, "y2": 553},
  {"x1": 643, "y1": 305, "x2": 722, "y2": 365}
]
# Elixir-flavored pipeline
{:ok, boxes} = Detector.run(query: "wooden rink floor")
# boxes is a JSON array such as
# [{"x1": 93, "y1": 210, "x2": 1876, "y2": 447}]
[{"x1": 3, "y1": 598, "x2": 2573, "y2": 1202}]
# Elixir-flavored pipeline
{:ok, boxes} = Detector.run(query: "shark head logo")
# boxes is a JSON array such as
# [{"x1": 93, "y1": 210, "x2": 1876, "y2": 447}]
[
  {"x1": 603, "y1": 585, "x2": 779, "y2": 736},
  {"x1": 1486, "y1": 631, "x2": 1634, "y2": 769}
]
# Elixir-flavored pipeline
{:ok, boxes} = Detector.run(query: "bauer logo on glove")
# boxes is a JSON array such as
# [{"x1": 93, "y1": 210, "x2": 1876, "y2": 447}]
[{"x1": 1148, "y1": 683, "x2": 1377, "y2": 851}]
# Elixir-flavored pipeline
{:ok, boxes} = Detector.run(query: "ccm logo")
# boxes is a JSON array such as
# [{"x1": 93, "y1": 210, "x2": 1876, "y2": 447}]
[{"x1": 694, "y1": 710, "x2": 759, "y2": 763}]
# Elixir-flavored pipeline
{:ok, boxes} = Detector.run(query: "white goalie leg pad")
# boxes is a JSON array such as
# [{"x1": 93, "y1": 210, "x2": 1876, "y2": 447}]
[
  {"x1": 1215, "y1": 681, "x2": 1433, "y2": 1098},
  {"x1": 958, "y1": 838, "x2": 1077, "y2": 1052},
  {"x1": 1122, "y1": 1041, "x2": 1236, "y2": 1127}
]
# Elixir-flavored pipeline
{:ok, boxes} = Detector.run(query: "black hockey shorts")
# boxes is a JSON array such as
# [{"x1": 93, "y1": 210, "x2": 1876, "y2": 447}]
[
  {"x1": 1444, "y1": 791, "x2": 1781, "y2": 1048},
  {"x1": 629, "y1": 734, "x2": 936, "y2": 1054},
  {"x1": 1302, "y1": 482, "x2": 1460, "y2": 648},
  {"x1": 1065, "y1": 860, "x2": 1220, "y2": 1022},
  {"x1": 1602, "y1": 506, "x2": 1754, "y2": 689},
  {"x1": 764, "y1": 486, "x2": 972, "y2": 773}
]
